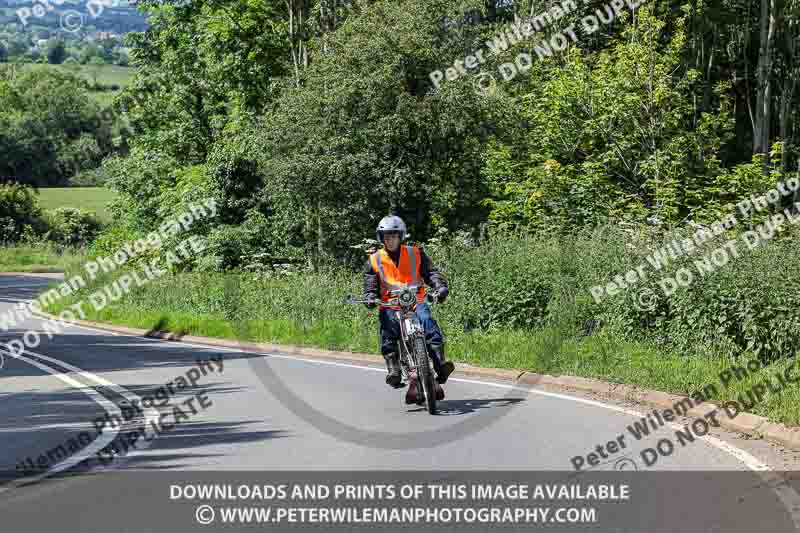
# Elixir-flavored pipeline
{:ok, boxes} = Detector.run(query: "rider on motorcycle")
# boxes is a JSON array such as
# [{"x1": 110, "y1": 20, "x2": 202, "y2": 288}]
[{"x1": 362, "y1": 215, "x2": 455, "y2": 395}]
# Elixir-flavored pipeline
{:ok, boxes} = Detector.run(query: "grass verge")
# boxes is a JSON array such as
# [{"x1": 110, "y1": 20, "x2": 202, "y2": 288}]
[{"x1": 0, "y1": 245, "x2": 87, "y2": 273}]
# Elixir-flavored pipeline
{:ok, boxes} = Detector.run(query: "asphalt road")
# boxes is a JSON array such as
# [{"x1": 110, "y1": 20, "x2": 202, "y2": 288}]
[{"x1": 1, "y1": 273, "x2": 799, "y2": 532}]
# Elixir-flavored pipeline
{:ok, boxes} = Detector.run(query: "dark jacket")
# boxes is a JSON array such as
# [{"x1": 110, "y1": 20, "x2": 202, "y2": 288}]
[{"x1": 363, "y1": 246, "x2": 448, "y2": 298}]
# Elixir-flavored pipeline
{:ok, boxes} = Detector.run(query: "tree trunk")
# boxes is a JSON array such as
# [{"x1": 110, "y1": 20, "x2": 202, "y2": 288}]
[
  {"x1": 317, "y1": 200, "x2": 324, "y2": 265},
  {"x1": 781, "y1": 16, "x2": 799, "y2": 177},
  {"x1": 485, "y1": 0, "x2": 497, "y2": 22},
  {"x1": 780, "y1": 78, "x2": 793, "y2": 172},
  {"x1": 754, "y1": 0, "x2": 778, "y2": 175},
  {"x1": 703, "y1": 30, "x2": 716, "y2": 114},
  {"x1": 286, "y1": 0, "x2": 309, "y2": 88}
]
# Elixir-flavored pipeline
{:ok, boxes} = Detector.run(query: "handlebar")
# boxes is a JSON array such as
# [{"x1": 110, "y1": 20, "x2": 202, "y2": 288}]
[{"x1": 343, "y1": 291, "x2": 440, "y2": 306}]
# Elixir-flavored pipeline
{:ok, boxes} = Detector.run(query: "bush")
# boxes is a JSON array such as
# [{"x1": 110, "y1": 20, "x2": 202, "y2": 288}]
[
  {"x1": 88, "y1": 222, "x2": 140, "y2": 258},
  {"x1": 424, "y1": 229, "x2": 628, "y2": 334},
  {"x1": 0, "y1": 184, "x2": 46, "y2": 243},
  {"x1": 46, "y1": 207, "x2": 101, "y2": 246},
  {"x1": 70, "y1": 167, "x2": 109, "y2": 187},
  {"x1": 428, "y1": 226, "x2": 800, "y2": 362},
  {"x1": 596, "y1": 225, "x2": 800, "y2": 361},
  {"x1": 202, "y1": 212, "x2": 274, "y2": 272}
]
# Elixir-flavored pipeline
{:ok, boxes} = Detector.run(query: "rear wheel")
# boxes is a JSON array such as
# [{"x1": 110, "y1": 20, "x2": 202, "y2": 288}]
[{"x1": 413, "y1": 335, "x2": 436, "y2": 414}]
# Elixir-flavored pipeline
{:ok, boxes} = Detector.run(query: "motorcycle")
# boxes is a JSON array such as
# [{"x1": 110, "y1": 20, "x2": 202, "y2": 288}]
[{"x1": 346, "y1": 284, "x2": 443, "y2": 415}]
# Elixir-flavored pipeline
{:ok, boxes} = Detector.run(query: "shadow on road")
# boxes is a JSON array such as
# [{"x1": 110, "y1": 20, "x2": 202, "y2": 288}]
[
  {"x1": 0, "y1": 276, "x2": 297, "y2": 476},
  {"x1": 0, "y1": 274, "x2": 529, "y2": 475},
  {"x1": 410, "y1": 398, "x2": 525, "y2": 417}
]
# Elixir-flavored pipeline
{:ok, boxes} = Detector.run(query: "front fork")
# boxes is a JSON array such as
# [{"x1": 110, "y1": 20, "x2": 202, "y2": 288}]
[{"x1": 397, "y1": 311, "x2": 425, "y2": 381}]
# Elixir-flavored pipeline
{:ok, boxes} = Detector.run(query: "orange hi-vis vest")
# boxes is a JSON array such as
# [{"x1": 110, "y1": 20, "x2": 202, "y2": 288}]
[{"x1": 369, "y1": 245, "x2": 427, "y2": 309}]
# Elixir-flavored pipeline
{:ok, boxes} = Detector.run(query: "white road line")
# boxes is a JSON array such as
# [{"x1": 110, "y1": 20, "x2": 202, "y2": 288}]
[
  {"x1": 59, "y1": 325, "x2": 781, "y2": 471},
  {"x1": 14, "y1": 286, "x2": 800, "y2": 528},
  {"x1": 0, "y1": 304, "x2": 160, "y2": 487},
  {"x1": 11, "y1": 347, "x2": 161, "y2": 464},
  {"x1": 0, "y1": 348, "x2": 120, "y2": 492}
]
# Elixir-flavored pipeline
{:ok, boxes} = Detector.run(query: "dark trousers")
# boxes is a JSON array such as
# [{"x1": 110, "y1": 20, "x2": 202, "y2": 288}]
[{"x1": 379, "y1": 304, "x2": 444, "y2": 364}]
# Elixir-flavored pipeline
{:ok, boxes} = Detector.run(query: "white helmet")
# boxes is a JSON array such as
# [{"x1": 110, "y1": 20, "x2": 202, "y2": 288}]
[{"x1": 376, "y1": 215, "x2": 407, "y2": 242}]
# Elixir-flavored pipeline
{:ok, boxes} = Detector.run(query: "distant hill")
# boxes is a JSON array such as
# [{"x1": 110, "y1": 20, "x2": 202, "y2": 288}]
[{"x1": 0, "y1": 0, "x2": 148, "y2": 34}]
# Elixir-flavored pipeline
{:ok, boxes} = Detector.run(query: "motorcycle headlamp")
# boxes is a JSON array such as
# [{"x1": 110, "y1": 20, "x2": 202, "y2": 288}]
[{"x1": 399, "y1": 290, "x2": 415, "y2": 306}]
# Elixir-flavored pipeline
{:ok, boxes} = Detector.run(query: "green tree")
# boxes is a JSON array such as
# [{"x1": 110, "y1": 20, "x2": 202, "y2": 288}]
[
  {"x1": 0, "y1": 184, "x2": 46, "y2": 243},
  {"x1": 46, "y1": 39, "x2": 67, "y2": 64},
  {"x1": 0, "y1": 66, "x2": 113, "y2": 186},
  {"x1": 80, "y1": 43, "x2": 103, "y2": 65},
  {"x1": 257, "y1": 0, "x2": 499, "y2": 266},
  {"x1": 482, "y1": 8, "x2": 737, "y2": 233},
  {"x1": 88, "y1": 56, "x2": 106, "y2": 86}
]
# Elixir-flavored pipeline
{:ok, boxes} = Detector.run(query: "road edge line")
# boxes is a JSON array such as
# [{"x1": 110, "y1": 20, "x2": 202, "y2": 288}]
[{"x1": 32, "y1": 310, "x2": 800, "y2": 453}]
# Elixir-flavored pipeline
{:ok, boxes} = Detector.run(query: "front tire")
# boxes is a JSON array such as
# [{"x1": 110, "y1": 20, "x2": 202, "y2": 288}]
[{"x1": 414, "y1": 335, "x2": 436, "y2": 414}]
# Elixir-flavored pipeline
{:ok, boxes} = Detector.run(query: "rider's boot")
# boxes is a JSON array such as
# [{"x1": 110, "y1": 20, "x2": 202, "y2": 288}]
[
  {"x1": 384, "y1": 352, "x2": 403, "y2": 389},
  {"x1": 405, "y1": 376, "x2": 419, "y2": 404},
  {"x1": 435, "y1": 383, "x2": 445, "y2": 400},
  {"x1": 430, "y1": 345, "x2": 455, "y2": 384}
]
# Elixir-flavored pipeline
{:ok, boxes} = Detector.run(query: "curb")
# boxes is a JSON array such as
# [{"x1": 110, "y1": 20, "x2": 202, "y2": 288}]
[{"x1": 29, "y1": 310, "x2": 800, "y2": 452}]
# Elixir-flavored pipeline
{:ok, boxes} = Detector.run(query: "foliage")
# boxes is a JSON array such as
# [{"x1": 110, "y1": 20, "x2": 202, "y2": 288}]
[
  {"x1": 101, "y1": 0, "x2": 800, "y2": 270},
  {"x1": 10, "y1": 0, "x2": 800, "y2": 369},
  {"x1": 44, "y1": 207, "x2": 102, "y2": 246},
  {"x1": 0, "y1": 183, "x2": 45, "y2": 243},
  {"x1": 0, "y1": 65, "x2": 115, "y2": 186},
  {"x1": 481, "y1": 10, "x2": 741, "y2": 233},
  {"x1": 46, "y1": 40, "x2": 67, "y2": 65}
]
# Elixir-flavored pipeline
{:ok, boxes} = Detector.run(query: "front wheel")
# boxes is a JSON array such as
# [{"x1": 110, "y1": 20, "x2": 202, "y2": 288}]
[{"x1": 413, "y1": 335, "x2": 436, "y2": 414}]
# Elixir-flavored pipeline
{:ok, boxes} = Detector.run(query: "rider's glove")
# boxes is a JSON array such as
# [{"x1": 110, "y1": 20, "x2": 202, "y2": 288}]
[
  {"x1": 434, "y1": 286, "x2": 448, "y2": 303},
  {"x1": 364, "y1": 293, "x2": 378, "y2": 309}
]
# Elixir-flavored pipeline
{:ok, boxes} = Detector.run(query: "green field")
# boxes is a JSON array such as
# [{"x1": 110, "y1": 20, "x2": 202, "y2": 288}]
[
  {"x1": 0, "y1": 187, "x2": 112, "y2": 272},
  {"x1": 19, "y1": 63, "x2": 134, "y2": 106},
  {"x1": 38, "y1": 187, "x2": 117, "y2": 222},
  {"x1": 20, "y1": 63, "x2": 133, "y2": 86}
]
